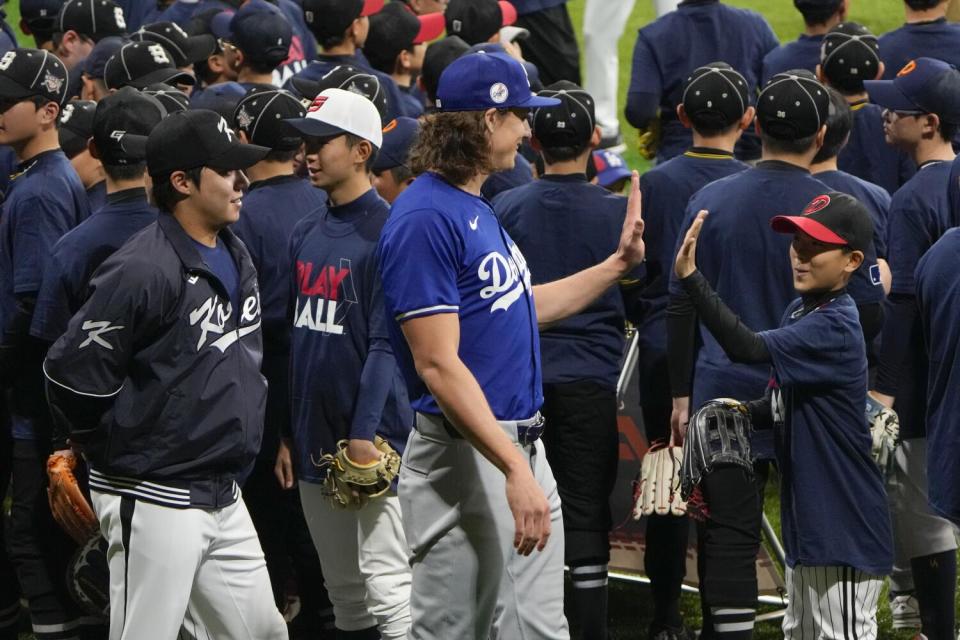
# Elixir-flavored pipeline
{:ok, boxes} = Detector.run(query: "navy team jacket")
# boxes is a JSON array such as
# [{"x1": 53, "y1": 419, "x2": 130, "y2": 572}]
[{"x1": 44, "y1": 213, "x2": 266, "y2": 509}]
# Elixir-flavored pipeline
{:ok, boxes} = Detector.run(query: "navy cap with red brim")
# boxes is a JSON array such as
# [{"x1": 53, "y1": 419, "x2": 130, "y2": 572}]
[{"x1": 770, "y1": 215, "x2": 848, "y2": 245}]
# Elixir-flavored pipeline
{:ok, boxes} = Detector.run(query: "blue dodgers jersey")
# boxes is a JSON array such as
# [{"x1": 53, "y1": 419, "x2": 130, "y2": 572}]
[
  {"x1": 494, "y1": 174, "x2": 628, "y2": 389},
  {"x1": 31, "y1": 191, "x2": 158, "y2": 342},
  {"x1": 879, "y1": 19, "x2": 960, "y2": 79},
  {"x1": 814, "y1": 170, "x2": 889, "y2": 305},
  {"x1": 838, "y1": 102, "x2": 915, "y2": 196},
  {"x1": 916, "y1": 229, "x2": 960, "y2": 523},
  {"x1": 627, "y1": 0, "x2": 778, "y2": 162},
  {"x1": 759, "y1": 295, "x2": 893, "y2": 575},
  {"x1": 638, "y1": 149, "x2": 748, "y2": 353},
  {"x1": 378, "y1": 172, "x2": 543, "y2": 420},
  {"x1": 285, "y1": 55, "x2": 406, "y2": 121},
  {"x1": 760, "y1": 34, "x2": 823, "y2": 84}
]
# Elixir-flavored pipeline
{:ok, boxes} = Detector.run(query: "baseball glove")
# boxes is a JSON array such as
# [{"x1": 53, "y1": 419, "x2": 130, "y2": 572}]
[
  {"x1": 47, "y1": 452, "x2": 99, "y2": 544},
  {"x1": 632, "y1": 440, "x2": 686, "y2": 519},
  {"x1": 319, "y1": 437, "x2": 401, "y2": 509},
  {"x1": 637, "y1": 118, "x2": 662, "y2": 161},
  {"x1": 66, "y1": 534, "x2": 109, "y2": 620},
  {"x1": 866, "y1": 395, "x2": 899, "y2": 473}
]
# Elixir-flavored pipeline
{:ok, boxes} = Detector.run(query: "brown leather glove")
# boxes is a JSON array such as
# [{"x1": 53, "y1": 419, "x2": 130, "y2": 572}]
[{"x1": 47, "y1": 451, "x2": 99, "y2": 544}]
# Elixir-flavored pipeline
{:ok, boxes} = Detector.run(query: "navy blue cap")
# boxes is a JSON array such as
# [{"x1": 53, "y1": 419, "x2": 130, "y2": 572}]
[
  {"x1": 58, "y1": 100, "x2": 97, "y2": 158},
  {"x1": 189, "y1": 81, "x2": 247, "y2": 122},
  {"x1": 372, "y1": 116, "x2": 419, "y2": 172},
  {"x1": 592, "y1": 149, "x2": 632, "y2": 189},
  {"x1": 81, "y1": 36, "x2": 128, "y2": 80},
  {"x1": 435, "y1": 51, "x2": 559, "y2": 111},
  {"x1": 20, "y1": 0, "x2": 63, "y2": 32},
  {"x1": 222, "y1": 0, "x2": 292, "y2": 66},
  {"x1": 131, "y1": 21, "x2": 217, "y2": 67},
  {"x1": 865, "y1": 57, "x2": 960, "y2": 124}
]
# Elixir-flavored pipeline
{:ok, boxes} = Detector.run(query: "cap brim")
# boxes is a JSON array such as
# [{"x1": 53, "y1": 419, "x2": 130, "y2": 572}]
[
  {"x1": 361, "y1": 0, "x2": 385, "y2": 17},
  {"x1": 599, "y1": 167, "x2": 632, "y2": 183},
  {"x1": 515, "y1": 94, "x2": 561, "y2": 108},
  {"x1": 414, "y1": 12, "x2": 446, "y2": 44},
  {"x1": 372, "y1": 150, "x2": 404, "y2": 173},
  {"x1": 206, "y1": 141, "x2": 272, "y2": 171},
  {"x1": 499, "y1": 26, "x2": 529, "y2": 43},
  {"x1": 185, "y1": 34, "x2": 217, "y2": 63},
  {"x1": 770, "y1": 215, "x2": 848, "y2": 245},
  {"x1": 864, "y1": 80, "x2": 920, "y2": 112},
  {"x1": 291, "y1": 76, "x2": 323, "y2": 100},
  {"x1": 284, "y1": 116, "x2": 349, "y2": 139},
  {"x1": 0, "y1": 76, "x2": 35, "y2": 100},
  {"x1": 118, "y1": 133, "x2": 148, "y2": 159},
  {"x1": 499, "y1": 1, "x2": 518, "y2": 26},
  {"x1": 129, "y1": 68, "x2": 197, "y2": 90}
]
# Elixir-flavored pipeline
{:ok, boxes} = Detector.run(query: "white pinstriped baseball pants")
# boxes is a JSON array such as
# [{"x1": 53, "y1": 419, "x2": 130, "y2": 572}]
[{"x1": 782, "y1": 566, "x2": 883, "y2": 639}]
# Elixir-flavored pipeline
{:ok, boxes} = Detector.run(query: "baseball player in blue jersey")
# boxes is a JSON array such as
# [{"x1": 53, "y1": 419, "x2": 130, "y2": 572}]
[
  {"x1": 761, "y1": 0, "x2": 847, "y2": 85},
  {"x1": 376, "y1": 51, "x2": 646, "y2": 639},
  {"x1": 667, "y1": 70, "x2": 833, "y2": 638},
  {"x1": 625, "y1": 0, "x2": 778, "y2": 162},
  {"x1": 864, "y1": 57, "x2": 960, "y2": 638},
  {"x1": 210, "y1": 1, "x2": 291, "y2": 89},
  {"x1": 817, "y1": 22, "x2": 916, "y2": 195},
  {"x1": 0, "y1": 48, "x2": 93, "y2": 640},
  {"x1": 675, "y1": 193, "x2": 893, "y2": 639},
  {"x1": 880, "y1": 0, "x2": 960, "y2": 79},
  {"x1": 635, "y1": 62, "x2": 751, "y2": 640},
  {"x1": 43, "y1": 110, "x2": 287, "y2": 640},
  {"x1": 276, "y1": 88, "x2": 414, "y2": 640}
]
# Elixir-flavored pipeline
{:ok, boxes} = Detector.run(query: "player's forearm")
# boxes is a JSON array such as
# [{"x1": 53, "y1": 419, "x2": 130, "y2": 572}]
[
  {"x1": 533, "y1": 254, "x2": 630, "y2": 326},
  {"x1": 679, "y1": 271, "x2": 770, "y2": 364},
  {"x1": 873, "y1": 293, "x2": 916, "y2": 397},
  {"x1": 348, "y1": 344, "x2": 395, "y2": 442},
  {"x1": 666, "y1": 291, "x2": 697, "y2": 397}
]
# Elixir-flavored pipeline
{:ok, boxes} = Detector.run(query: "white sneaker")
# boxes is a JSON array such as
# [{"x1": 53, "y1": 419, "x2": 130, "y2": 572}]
[{"x1": 890, "y1": 593, "x2": 921, "y2": 630}]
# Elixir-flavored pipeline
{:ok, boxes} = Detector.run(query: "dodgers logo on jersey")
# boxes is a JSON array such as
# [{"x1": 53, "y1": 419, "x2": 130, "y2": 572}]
[
  {"x1": 293, "y1": 259, "x2": 357, "y2": 334},
  {"x1": 478, "y1": 243, "x2": 532, "y2": 313}
]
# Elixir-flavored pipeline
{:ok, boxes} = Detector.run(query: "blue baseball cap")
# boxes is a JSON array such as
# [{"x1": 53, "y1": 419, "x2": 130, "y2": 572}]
[
  {"x1": 592, "y1": 149, "x2": 631, "y2": 189},
  {"x1": 865, "y1": 57, "x2": 960, "y2": 123},
  {"x1": 372, "y1": 116, "x2": 420, "y2": 173},
  {"x1": 435, "y1": 51, "x2": 559, "y2": 112},
  {"x1": 189, "y1": 81, "x2": 247, "y2": 122},
  {"x1": 81, "y1": 35, "x2": 129, "y2": 80},
  {"x1": 220, "y1": 0, "x2": 292, "y2": 66}
]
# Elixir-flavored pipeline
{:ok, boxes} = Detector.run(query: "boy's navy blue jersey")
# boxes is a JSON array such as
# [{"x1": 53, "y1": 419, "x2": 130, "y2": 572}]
[
  {"x1": 0, "y1": 149, "x2": 89, "y2": 335},
  {"x1": 481, "y1": 153, "x2": 533, "y2": 201},
  {"x1": 0, "y1": 10, "x2": 16, "y2": 55},
  {"x1": 288, "y1": 189, "x2": 412, "y2": 483},
  {"x1": 397, "y1": 85, "x2": 424, "y2": 118},
  {"x1": 44, "y1": 214, "x2": 266, "y2": 509},
  {"x1": 86, "y1": 181, "x2": 107, "y2": 216},
  {"x1": 509, "y1": 0, "x2": 567, "y2": 14},
  {"x1": 626, "y1": 0, "x2": 778, "y2": 163},
  {"x1": 760, "y1": 34, "x2": 823, "y2": 84},
  {"x1": 879, "y1": 19, "x2": 960, "y2": 79},
  {"x1": 838, "y1": 102, "x2": 916, "y2": 196},
  {"x1": 759, "y1": 294, "x2": 893, "y2": 575},
  {"x1": 814, "y1": 169, "x2": 888, "y2": 305},
  {"x1": 31, "y1": 189, "x2": 158, "y2": 343},
  {"x1": 877, "y1": 160, "x2": 954, "y2": 439},
  {"x1": 493, "y1": 173, "x2": 629, "y2": 390},
  {"x1": 378, "y1": 172, "x2": 543, "y2": 420},
  {"x1": 669, "y1": 162, "x2": 828, "y2": 459},
  {"x1": 916, "y1": 228, "x2": 960, "y2": 523},
  {"x1": 284, "y1": 55, "x2": 405, "y2": 122},
  {"x1": 638, "y1": 148, "x2": 748, "y2": 353}
]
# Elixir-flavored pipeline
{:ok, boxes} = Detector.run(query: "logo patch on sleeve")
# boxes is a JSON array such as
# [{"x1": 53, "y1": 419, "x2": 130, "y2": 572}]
[{"x1": 870, "y1": 264, "x2": 881, "y2": 286}]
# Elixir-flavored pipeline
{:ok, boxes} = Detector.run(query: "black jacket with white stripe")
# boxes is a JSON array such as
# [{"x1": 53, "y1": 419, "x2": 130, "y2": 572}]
[{"x1": 44, "y1": 212, "x2": 266, "y2": 509}]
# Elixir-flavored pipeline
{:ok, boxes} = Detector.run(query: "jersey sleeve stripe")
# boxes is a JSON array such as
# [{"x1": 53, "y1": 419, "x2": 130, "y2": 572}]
[
  {"x1": 43, "y1": 360, "x2": 124, "y2": 399},
  {"x1": 395, "y1": 304, "x2": 460, "y2": 321}
]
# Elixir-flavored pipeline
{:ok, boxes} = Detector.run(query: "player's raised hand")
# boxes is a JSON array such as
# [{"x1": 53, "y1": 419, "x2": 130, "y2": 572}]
[
  {"x1": 675, "y1": 210, "x2": 708, "y2": 278},
  {"x1": 614, "y1": 171, "x2": 646, "y2": 269},
  {"x1": 505, "y1": 465, "x2": 551, "y2": 555}
]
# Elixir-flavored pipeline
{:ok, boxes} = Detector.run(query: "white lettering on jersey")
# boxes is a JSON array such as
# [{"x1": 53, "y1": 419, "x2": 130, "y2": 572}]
[
  {"x1": 771, "y1": 388, "x2": 785, "y2": 427},
  {"x1": 293, "y1": 297, "x2": 345, "y2": 334},
  {"x1": 478, "y1": 243, "x2": 532, "y2": 314},
  {"x1": 78, "y1": 320, "x2": 124, "y2": 350},
  {"x1": 189, "y1": 294, "x2": 262, "y2": 352}
]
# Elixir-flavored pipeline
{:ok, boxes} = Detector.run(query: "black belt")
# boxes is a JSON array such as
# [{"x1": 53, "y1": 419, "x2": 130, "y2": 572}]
[{"x1": 439, "y1": 415, "x2": 546, "y2": 446}]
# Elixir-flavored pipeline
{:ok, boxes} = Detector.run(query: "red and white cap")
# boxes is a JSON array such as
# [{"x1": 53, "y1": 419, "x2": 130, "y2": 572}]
[{"x1": 284, "y1": 88, "x2": 383, "y2": 148}]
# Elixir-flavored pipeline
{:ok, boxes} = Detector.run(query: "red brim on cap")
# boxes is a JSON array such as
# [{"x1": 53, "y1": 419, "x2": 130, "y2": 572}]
[
  {"x1": 414, "y1": 12, "x2": 446, "y2": 44},
  {"x1": 770, "y1": 215, "x2": 848, "y2": 245},
  {"x1": 361, "y1": 0, "x2": 385, "y2": 17},
  {"x1": 499, "y1": 1, "x2": 518, "y2": 26}
]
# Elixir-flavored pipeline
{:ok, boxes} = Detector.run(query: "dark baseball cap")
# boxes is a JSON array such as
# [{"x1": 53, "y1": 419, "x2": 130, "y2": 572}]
[
  {"x1": 865, "y1": 57, "x2": 960, "y2": 124},
  {"x1": 681, "y1": 62, "x2": 750, "y2": 131},
  {"x1": 771, "y1": 191, "x2": 874, "y2": 253},
  {"x1": 421, "y1": 35, "x2": 469, "y2": 102},
  {"x1": 532, "y1": 81, "x2": 595, "y2": 149},
  {"x1": 445, "y1": 0, "x2": 516, "y2": 45},
  {"x1": 292, "y1": 65, "x2": 388, "y2": 120},
  {"x1": 93, "y1": 86, "x2": 167, "y2": 165},
  {"x1": 142, "y1": 82, "x2": 190, "y2": 113},
  {"x1": 302, "y1": 0, "x2": 384, "y2": 41},
  {"x1": 365, "y1": 3, "x2": 445, "y2": 74},
  {"x1": 122, "y1": 109, "x2": 270, "y2": 177},
  {"x1": 58, "y1": 100, "x2": 97, "y2": 158},
  {"x1": 105, "y1": 41, "x2": 196, "y2": 90},
  {"x1": 0, "y1": 48, "x2": 70, "y2": 105},
  {"x1": 467, "y1": 41, "x2": 541, "y2": 91},
  {"x1": 234, "y1": 87, "x2": 305, "y2": 151},
  {"x1": 57, "y1": 0, "x2": 127, "y2": 41},
  {"x1": 220, "y1": 0, "x2": 292, "y2": 66},
  {"x1": 21, "y1": 0, "x2": 63, "y2": 34},
  {"x1": 436, "y1": 51, "x2": 560, "y2": 111},
  {"x1": 80, "y1": 35, "x2": 128, "y2": 80},
  {"x1": 820, "y1": 22, "x2": 880, "y2": 94},
  {"x1": 757, "y1": 69, "x2": 830, "y2": 140},
  {"x1": 189, "y1": 81, "x2": 247, "y2": 122},
  {"x1": 372, "y1": 116, "x2": 419, "y2": 172},
  {"x1": 794, "y1": 0, "x2": 843, "y2": 12},
  {"x1": 131, "y1": 21, "x2": 217, "y2": 67}
]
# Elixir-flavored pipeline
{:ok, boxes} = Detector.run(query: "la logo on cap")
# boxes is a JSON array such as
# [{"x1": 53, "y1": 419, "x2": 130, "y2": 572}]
[
  {"x1": 308, "y1": 95, "x2": 328, "y2": 113},
  {"x1": 490, "y1": 82, "x2": 508, "y2": 104},
  {"x1": 803, "y1": 194, "x2": 831, "y2": 214}
]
